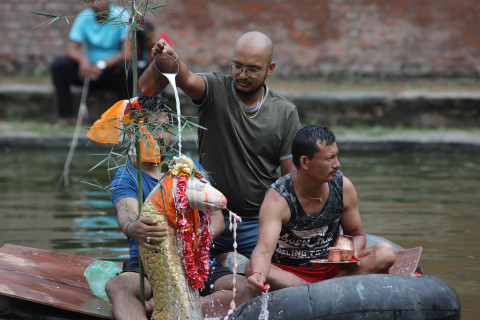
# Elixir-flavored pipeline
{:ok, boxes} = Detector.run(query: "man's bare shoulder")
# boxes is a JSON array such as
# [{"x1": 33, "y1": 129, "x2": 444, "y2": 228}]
[
  {"x1": 261, "y1": 188, "x2": 290, "y2": 223},
  {"x1": 342, "y1": 175, "x2": 356, "y2": 191}
]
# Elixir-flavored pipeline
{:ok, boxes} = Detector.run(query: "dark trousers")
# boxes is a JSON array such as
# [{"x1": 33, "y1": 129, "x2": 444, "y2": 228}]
[{"x1": 50, "y1": 56, "x2": 133, "y2": 119}]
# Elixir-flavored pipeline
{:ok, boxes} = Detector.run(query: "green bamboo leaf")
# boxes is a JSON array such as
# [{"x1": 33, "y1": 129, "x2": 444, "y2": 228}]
[
  {"x1": 80, "y1": 180, "x2": 109, "y2": 191},
  {"x1": 108, "y1": 164, "x2": 126, "y2": 172},
  {"x1": 109, "y1": 151, "x2": 126, "y2": 157},
  {"x1": 150, "y1": 4, "x2": 171, "y2": 10},
  {"x1": 186, "y1": 122, "x2": 207, "y2": 130},
  {"x1": 31, "y1": 19, "x2": 58, "y2": 29},
  {"x1": 88, "y1": 156, "x2": 111, "y2": 172},
  {"x1": 31, "y1": 7, "x2": 70, "y2": 29},
  {"x1": 31, "y1": 11, "x2": 58, "y2": 18},
  {"x1": 51, "y1": 8, "x2": 62, "y2": 17},
  {"x1": 148, "y1": 3, "x2": 173, "y2": 14}
]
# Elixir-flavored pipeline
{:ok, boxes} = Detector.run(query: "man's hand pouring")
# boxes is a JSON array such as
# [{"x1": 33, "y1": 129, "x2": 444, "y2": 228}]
[{"x1": 152, "y1": 39, "x2": 179, "y2": 61}]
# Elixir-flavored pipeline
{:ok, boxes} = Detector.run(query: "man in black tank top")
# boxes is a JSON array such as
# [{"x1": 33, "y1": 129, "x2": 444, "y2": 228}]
[{"x1": 246, "y1": 126, "x2": 396, "y2": 293}]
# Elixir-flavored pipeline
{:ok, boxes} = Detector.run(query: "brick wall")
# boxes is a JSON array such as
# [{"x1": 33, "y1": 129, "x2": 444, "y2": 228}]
[{"x1": 2, "y1": 0, "x2": 480, "y2": 78}]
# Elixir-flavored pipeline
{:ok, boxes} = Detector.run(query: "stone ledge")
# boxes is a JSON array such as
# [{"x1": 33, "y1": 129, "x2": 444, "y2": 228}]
[
  {"x1": 285, "y1": 90, "x2": 480, "y2": 128},
  {"x1": 1, "y1": 131, "x2": 479, "y2": 153},
  {"x1": 1, "y1": 84, "x2": 480, "y2": 128}
]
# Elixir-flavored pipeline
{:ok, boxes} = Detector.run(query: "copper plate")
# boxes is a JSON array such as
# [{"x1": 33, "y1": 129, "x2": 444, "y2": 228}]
[{"x1": 310, "y1": 259, "x2": 358, "y2": 265}]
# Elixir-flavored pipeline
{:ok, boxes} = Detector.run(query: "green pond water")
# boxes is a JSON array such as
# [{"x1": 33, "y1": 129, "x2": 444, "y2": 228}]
[{"x1": 0, "y1": 148, "x2": 478, "y2": 319}]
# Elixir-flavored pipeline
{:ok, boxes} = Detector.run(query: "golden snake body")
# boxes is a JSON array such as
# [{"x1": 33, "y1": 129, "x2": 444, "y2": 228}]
[
  {"x1": 139, "y1": 157, "x2": 227, "y2": 320},
  {"x1": 139, "y1": 197, "x2": 203, "y2": 320}
]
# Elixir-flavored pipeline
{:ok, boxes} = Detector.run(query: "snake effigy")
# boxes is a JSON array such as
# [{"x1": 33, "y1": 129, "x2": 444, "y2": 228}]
[
  {"x1": 139, "y1": 156, "x2": 227, "y2": 319},
  {"x1": 87, "y1": 98, "x2": 228, "y2": 318}
]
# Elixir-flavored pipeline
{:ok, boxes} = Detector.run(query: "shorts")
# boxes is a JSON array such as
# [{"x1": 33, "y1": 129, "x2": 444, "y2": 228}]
[
  {"x1": 121, "y1": 256, "x2": 233, "y2": 297},
  {"x1": 272, "y1": 262, "x2": 341, "y2": 283},
  {"x1": 199, "y1": 262, "x2": 233, "y2": 297},
  {"x1": 210, "y1": 218, "x2": 259, "y2": 259},
  {"x1": 122, "y1": 256, "x2": 141, "y2": 273}
]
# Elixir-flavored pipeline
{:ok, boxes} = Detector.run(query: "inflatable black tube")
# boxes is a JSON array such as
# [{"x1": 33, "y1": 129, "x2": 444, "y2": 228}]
[
  {"x1": 366, "y1": 234, "x2": 405, "y2": 250},
  {"x1": 230, "y1": 274, "x2": 460, "y2": 320}
]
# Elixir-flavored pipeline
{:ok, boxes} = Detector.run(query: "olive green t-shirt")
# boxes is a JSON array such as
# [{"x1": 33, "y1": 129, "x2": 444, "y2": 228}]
[{"x1": 195, "y1": 72, "x2": 301, "y2": 219}]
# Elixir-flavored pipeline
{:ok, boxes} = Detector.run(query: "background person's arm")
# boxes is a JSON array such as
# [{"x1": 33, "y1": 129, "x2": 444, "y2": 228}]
[
  {"x1": 104, "y1": 38, "x2": 131, "y2": 69},
  {"x1": 65, "y1": 40, "x2": 97, "y2": 79}
]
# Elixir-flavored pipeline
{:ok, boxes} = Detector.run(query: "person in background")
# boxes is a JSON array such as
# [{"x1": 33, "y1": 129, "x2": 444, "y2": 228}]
[
  {"x1": 50, "y1": 2, "x2": 132, "y2": 128},
  {"x1": 246, "y1": 125, "x2": 396, "y2": 293},
  {"x1": 144, "y1": 31, "x2": 302, "y2": 262}
]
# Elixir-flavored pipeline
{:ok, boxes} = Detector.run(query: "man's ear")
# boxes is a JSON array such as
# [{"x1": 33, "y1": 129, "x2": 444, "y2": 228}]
[
  {"x1": 266, "y1": 61, "x2": 276, "y2": 76},
  {"x1": 299, "y1": 155, "x2": 308, "y2": 168}
]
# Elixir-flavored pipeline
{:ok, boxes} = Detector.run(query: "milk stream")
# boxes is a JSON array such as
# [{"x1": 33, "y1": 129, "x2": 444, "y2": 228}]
[
  {"x1": 162, "y1": 72, "x2": 182, "y2": 155},
  {"x1": 224, "y1": 211, "x2": 242, "y2": 319}
]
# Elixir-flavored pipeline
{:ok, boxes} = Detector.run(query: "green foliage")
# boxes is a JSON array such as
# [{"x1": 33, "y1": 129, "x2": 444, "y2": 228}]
[
  {"x1": 31, "y1": 8, "x2": 69, "y2": 29},
  {"x1": 32, "y1": 1, "x2": 172, "y2": 31}
]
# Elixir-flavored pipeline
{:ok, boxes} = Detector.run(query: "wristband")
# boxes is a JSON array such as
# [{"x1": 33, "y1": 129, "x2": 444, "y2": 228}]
[{"x1": 124, "y1": 221, "x2": 132, "y2": 237}]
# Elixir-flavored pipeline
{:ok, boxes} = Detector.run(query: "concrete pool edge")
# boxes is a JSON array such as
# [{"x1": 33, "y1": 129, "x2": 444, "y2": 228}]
[{"x1": 1, "y1": 129, "x2": 479, "y2": 153}]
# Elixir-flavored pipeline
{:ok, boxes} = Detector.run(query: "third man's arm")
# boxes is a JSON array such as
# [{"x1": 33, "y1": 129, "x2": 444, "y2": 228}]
[
  {"x1": 340, "y1": 176, "x2": 366, "y2": 254},
  {"x1": 246, "y1": 189, "x2": 288, "y2": 290}
]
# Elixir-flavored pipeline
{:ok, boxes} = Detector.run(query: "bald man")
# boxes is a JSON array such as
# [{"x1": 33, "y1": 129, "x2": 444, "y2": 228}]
[{"x1": 141, "y1": 31, "x2": 301, "y2": 296}]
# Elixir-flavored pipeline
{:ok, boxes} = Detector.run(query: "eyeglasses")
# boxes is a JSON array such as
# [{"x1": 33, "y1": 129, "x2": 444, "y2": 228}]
[{"x1": 229, "y1": 61, "x2": 270, "y2": 78}]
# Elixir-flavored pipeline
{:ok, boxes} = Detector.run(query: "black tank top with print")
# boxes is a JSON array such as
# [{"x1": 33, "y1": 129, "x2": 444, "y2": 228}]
[{"x1": 270, "y1": 170, "x2": 344, "y2": 267}]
